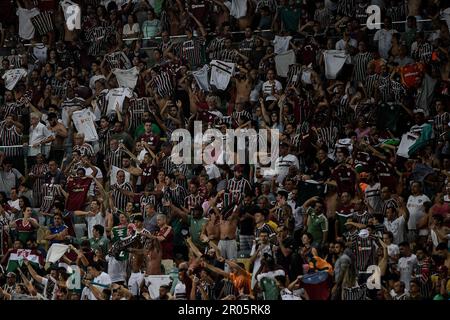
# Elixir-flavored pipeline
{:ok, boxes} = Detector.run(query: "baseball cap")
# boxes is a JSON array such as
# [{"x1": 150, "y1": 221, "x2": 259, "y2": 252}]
[{"x1": 6, "y1": 272, "x2": 16, "y2": 278}]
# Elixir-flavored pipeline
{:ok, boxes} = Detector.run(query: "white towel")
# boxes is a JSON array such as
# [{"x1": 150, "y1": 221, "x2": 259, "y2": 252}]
[
  {"x1": 323, "y1": 50, "x2": 348, "y2": 79},
  {"x1": 112, "y1": 67, "x2": 139, "y2": 89},
  {"x1": 210, "y1": 60, "x2": 235, "y2": 91},
  {"x1": 46, "y1": 244, "x2": 69, "y2": 263},
  {"x1": 193, "y1": 65, "x2": 210, "y2": 92},
  {"x1": 72, "y1": 109, "x2": 99, "y2": 142},
  {"x1": 274, "y1": 50, "x2": 296, "y2": 78}
]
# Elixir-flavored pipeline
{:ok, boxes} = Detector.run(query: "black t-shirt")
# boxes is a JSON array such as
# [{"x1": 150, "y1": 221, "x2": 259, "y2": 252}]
[
  {"x1": 239, "y1": 205, "x2": 258, "y2": 235},
  {"x1": 315, "y1": 158, "x2": 335, "y2": 181},
  {"x1": 275, "y1": 236, "x2": 295, "y2": 270},
  {"x1": 296, "y1": 181, "x2": 325, "y2": 206}
]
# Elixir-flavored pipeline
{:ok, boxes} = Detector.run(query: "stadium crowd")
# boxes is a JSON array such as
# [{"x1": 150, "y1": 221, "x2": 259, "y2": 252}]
[{"x1": 0, "y1": 0, "x2": 450, "y2": 301}]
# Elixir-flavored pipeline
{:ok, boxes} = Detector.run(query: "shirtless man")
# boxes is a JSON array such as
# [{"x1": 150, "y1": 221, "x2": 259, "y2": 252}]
[
  {"x1": 202, "y1": 211, "x2": 221, "y2": 245},
  {"x1": 201, "y1": 191, "x2": 224, "y2": 244},
  {"x1": 218, "y1": 205, "x2": 240, "y2": 261},
  {"x1": 145, "y1": 238, "x2": 162, "y2": 275},
  {"x1": 127, "y1": 215, "x2": 150, "y2": 297},
  {"x1": 234, "y1": 69, "x2": 253, "y2": 104}
]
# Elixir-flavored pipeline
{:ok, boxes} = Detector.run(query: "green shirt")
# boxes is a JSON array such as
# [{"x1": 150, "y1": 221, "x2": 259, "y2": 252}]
[
  {"x1": 170, "y1": 218, "x2": 186, "y2": 247},
  {"x1": 402, "y1": 28, "x2": 417, "y2": 48},
  {"x1": 89, "y1": 236, "x2": 110, "y2": 256},
  {"x1": 188, "y1": 216, "x2": 208, "y2": 249},
  {"x1": 134, "y1": 123, "x2": 161, "y2": 139},
  {"x1": 279, "y1": 6, "x2": 301, "y2": 33},
  {"x1": 306, "y1": 208, "x2": 328, "y2": 244}
]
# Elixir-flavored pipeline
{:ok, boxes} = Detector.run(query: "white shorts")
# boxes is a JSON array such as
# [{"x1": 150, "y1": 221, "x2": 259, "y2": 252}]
[{"x1": 128, "y1": 272, "x2": 144, "y2": 296}]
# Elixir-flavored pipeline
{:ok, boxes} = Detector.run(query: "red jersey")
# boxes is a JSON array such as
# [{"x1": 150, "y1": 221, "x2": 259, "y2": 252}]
[
  {"x1": 138, "y1": 133, "x2": 160, "y2": 148},
  {"x1": 66, "y1": 177, "x2": 92, "y2": 211},
  {"x1": 398, "y1": 63, "x2": 425, "y2": 88},
  {"x1": 375, "y1": 160, "x2": 397, "y2": 192},
  {"x1": 158, "y1": 226, "x2": 174, "y2": 259},
  {"x1": 140, "y1": 164, "x2": 157, "y2": 187},
  {"x1": 332, "y1": 164, "x2": 357, "y2": 196}
]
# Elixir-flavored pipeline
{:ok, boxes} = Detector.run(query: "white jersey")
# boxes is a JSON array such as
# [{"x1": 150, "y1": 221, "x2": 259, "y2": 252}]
[{"x1": 406, "y1": 194, "x2": 430, "y2": 231}]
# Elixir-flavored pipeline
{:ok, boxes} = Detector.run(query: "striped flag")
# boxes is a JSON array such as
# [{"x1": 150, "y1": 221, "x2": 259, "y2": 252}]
[
  {"x1": 30, "y1": 11, "x2": 54, "y2": 36},
  {"x1": 6, "y1": 249, "x2": 43, "y2": 272}
]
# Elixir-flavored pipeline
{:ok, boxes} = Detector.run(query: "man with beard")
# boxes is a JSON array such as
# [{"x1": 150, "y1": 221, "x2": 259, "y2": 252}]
[{"x1": 226, "y1": 165, "x2": 252, "y2": 206}]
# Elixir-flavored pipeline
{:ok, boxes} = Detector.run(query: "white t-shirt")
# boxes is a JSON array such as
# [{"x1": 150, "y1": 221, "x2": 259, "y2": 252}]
[
  {"x1": 33, "y1": 44, "x2": 48, "y2": 64},
  {"x1": 335, "y1": 38, "x2": 358, "y2": 51},
  {"x1": 123, "y1": 23, "x2": 140, "y2": 37},
  {"x1": 398, "y1": 254, "x2": 417, "y2": 292},
  {"x1": 406, "y1": 194, "x2": 430, "y2": 232},
  {"x1": 174, "y1": 282, "x2": 187, "y2": 300},
  {"x1": 106, "y1": 87, "x2": 134, "y2": 115},
  {"x1": 273, "y1": 35, "x2": 292, "y2": 54},
  {"x1": 17, "y1": 7, "x2": 40, "y2": 40},
  {"x1": 29, "y1": 122, "x2": 52, "y2": 156},
  {"x1": 373, "y1": 29, "x2": 398, "y2": 59},
  {"x1": 86, "y1": 211, "x2": 106, "y2": 239},
  {"x1": 262, "y1": 80, "x2": 282, "y2": 101},
  {"x1": 106, "y1": 255, "x2": 127, "y2": 283},
  {"x1": 384, "y1": 216, "x2": 406, "y2": 244},
  {"x1": 89, "y1": 272, "x2": 112, "y2": 300}
]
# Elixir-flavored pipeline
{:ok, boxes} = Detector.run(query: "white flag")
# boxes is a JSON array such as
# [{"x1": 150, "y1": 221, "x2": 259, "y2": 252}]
[
  {"x1": 72, "y1": 109, "x2": 99, "y2": 142},
  {"x1": 2, "y1": 68, "x2": 27, "y2": 90}
]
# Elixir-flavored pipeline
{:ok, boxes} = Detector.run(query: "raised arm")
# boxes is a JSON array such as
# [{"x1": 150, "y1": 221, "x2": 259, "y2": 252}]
[
  {"x1": 203, "y1": 262, "x2": 230, "y2": 279},
  {"x1": 187, "y1": 12, "x2": 207, "y2": 38},
  {"x1": 23, "y1": 259, "x2": 44, "y2": 283}
]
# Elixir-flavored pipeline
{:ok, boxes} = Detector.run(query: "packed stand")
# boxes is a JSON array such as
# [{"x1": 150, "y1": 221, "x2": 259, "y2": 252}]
[{"x1": 0, "y1": 0, "x2": 449, "y2": 301}]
